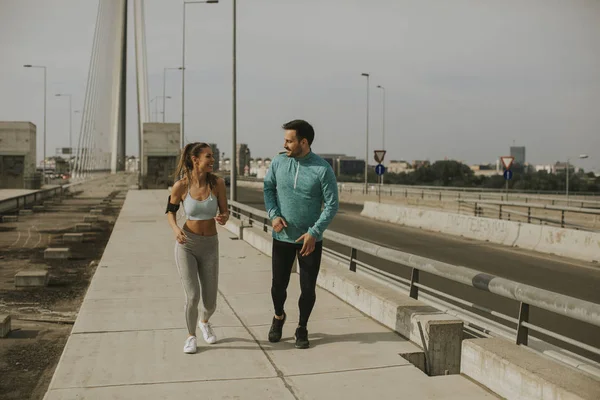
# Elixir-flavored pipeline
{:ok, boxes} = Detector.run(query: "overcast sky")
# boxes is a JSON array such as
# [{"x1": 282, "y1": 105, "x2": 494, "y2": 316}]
[{"x1": 1, "y1": 0, "x2": 598, "y2": 172}]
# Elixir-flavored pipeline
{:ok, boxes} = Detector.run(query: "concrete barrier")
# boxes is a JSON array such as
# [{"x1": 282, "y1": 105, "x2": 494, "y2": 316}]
[
  {"x1": 1, "y1": 215, "x2": 17, "y2": 222},
  {"x1": 19, "y1": 209, "x2": 33, "y2": 216},
  {"x1": 361, "y1": 202, "x2": 600, "y2": 263},
  {"x1": 224, "y1": 219, "x2": 463, "y2": 376},
  {"x1": 15, "y1": 270, "x2": 50, "y2": 287},
  {"x1": 84, "y1": 216, "x2": 99, "y2": 223},
  {"x1": 461, "y1": 338, "x2": 600, "y2": 400},
  {"x1": 63, "y1": 233, "x2": 84, "y2": 243},
  {"x1": 44, "y1": 248, "x2": 71, "y2": 259},
  {"x1": 76, "y1": 223, "x2": 92, "y2": 232},
  {"x1": 0, "y1": 314, "x2": 10, "y2": 337}
]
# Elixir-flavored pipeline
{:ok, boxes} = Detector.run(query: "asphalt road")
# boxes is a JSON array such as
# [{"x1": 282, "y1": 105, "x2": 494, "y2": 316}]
[{"x1": 232, "y1": 185, "x2": 600, "y2": 361}]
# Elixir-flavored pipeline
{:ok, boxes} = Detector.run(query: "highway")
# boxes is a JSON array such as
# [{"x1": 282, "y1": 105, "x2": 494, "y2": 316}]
[{"x1": 233, "y1": 185, "x2": 600, "y2": 361}]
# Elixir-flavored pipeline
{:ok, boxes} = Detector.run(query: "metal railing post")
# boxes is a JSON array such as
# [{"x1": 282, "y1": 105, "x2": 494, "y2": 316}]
[
  {"x1": 349, "y1": 248, "x2": 357, "y2": 272},
  {"x1": 409, "y1": 268, "x2": 420, "y2": 299},
  {"x1": 516, "y1": 302, "x2": 530, "y2": 345}
]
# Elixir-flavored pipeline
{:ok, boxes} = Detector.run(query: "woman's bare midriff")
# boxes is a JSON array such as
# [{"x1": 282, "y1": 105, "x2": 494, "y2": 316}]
[{"x1": 183, "y1": 219, "x2": 217, "y2": 237}]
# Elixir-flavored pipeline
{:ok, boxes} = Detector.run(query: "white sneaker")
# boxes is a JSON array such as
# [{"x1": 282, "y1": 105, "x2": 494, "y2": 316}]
[
  {"x1": 184, "y1": 336, "x2": 197, "y2": 354},
  {"x1": 199, "y1": 321, "x2": 217, "y2": 344}
]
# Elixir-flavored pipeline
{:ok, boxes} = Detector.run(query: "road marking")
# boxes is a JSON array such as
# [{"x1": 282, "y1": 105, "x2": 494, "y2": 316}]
[
  {"x1": 22, "y1": 226, "x2": 33, "y2": 248},
  {"x1": 8, "y1": 231, "x2": 22, "y2": 248},
  {"x1": 33, "y1": 226, "x2": 43, "y2": 248}
]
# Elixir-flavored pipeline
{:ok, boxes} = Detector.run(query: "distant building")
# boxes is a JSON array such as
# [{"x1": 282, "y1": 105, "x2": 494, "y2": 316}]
[
  {"x1": 469, "y1": 164, "x2": 501, "y2": 177},
  {"x1": 387, "y1": 160, "x2": 412, "y2": 174},
  {"x1": 318, "y1": 153, "x2": 365, "y2": 177},
  {"x1": 209, "y1": 143, "x2": 220, "y2": 172},
  {"x1": 412, "y1": 160, "x2": 430, "y2": 169},
  {"x1": 553, "y1": 162, "x2": 575, "y2": 174},
  {"x1": 510, "y1": 146, "x2": 526, "y2": 166},
  {"x1": 236, "y1": 144, "x2": 251, "y2": 176}
]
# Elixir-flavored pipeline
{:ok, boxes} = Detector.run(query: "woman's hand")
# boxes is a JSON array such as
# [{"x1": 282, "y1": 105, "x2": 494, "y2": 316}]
[
  {"x1": 215, "y1": 213, "x2": 229, "y2": 225},
  {"x1": 173, "y1": 227, "x2": 187, "y2": 244}
]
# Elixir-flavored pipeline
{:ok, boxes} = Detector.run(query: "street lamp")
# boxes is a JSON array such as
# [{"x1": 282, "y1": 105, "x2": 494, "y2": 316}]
[
  {"x1": 55, "y1": 94, "x2": 72, "y2": 150},
  {"x1": 376, "y1": 84, "x2": 385, "y2": 185},
  {"x1": 23, "y1": 64, "x2": 47, "y2": 184},
  {"x1": 150, "y1": 96, "x2": 170, "y2": 121},
  {"x1": 361, "y1": 73, "x2": 370, "y2": 194},
  {"x1": 231, "y1": 0, "x2": 238, "y2": 201},
  {"x1": 566, "y1": 154, "x2": 589, "y2": 203},
  {"x1": 182, "y1": 0, "x2": 219, "y2": 149},
  {"x1": 163, "y1": 67, "x2": 183, "y2": 122}
]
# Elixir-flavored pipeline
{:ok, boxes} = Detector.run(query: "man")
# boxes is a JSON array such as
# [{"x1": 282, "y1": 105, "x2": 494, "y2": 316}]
[{"x1": 263, "y1": 119, "x2": 339, "y2": 349}]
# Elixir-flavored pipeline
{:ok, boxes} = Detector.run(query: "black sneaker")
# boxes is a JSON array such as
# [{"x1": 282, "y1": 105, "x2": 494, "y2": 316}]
[
  {"x1": 268, "y1": 312, "x2": 286, "y2": 343},
  {"x1": 295, "y1": 326, "x2": 310, "y2": 349}
]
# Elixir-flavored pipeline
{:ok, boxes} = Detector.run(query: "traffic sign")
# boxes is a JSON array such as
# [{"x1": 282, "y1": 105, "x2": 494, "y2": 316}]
[
  {"x1": 375, "y1": 164, "x2": 386, "y2": 176},
  {"x1": 503, "y1": 170, "x2": 513, "y2": 180},
  {"x1": 500, "y1": 156, "x2": 514, "y2": 170},
  {"x1": 374, "y1": 150, "x2": 387, "y2": 164}
]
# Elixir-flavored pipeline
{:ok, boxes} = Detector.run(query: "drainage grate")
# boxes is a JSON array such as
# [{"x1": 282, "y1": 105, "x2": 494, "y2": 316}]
[{"x1": 229, "y1": 237, "x2": 240, "y2": 240}]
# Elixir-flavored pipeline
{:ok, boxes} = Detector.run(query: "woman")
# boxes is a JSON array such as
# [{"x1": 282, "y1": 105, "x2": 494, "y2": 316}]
[{"x1": 165, "y1": 142, "x2": 229, "y2": 354}]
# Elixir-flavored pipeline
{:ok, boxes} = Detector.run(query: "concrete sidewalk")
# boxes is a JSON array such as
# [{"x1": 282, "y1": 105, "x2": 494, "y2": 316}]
[{"x1": 43, "y1": 190, "x2": 497, "y2": 399}]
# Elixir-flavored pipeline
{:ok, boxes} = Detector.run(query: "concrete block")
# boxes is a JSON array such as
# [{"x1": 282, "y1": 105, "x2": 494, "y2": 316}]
[
  {"x1": 0, "y1": 314, "x2": 10, "y2": 338},
  {"x1": 317, "y1": 261, "x2": 463, "y2": 376},
  {"x1": 2, "y1": 215, "x2": 18, "y2": 223},
  {"x1": 19, "y1": 209, "x2": 33, "y2": 216},
  {"x1": 44, "y1": 248, "x2": 71, "y2": 259},
  {"x1": 84, "y1": 216, "x2": 98, "y2": 223},
  {"x1": 63, "y1": 233, "x2": 84, "y2": 243},
  {"x1": 33, "y1": 205, "x2": 45, "y2": 212},
  {"x1": 43, "y1": 201, "x2": 55, "y2": 206},
  {"x1": 102, "y1": 198, "x2": 112, "y2": 204},
  {"x1": 461, "y1": 338, "x2": 600, "y2": 400},
  {"x1": 15, "y1": 270, "x2": 50, "y2": 287},
  {"x1": 76, "y1": 223, "x2": 92, "y2": 232},
  {"x1": 90, "y1": 209, "x2": 104, "y2": 215}
]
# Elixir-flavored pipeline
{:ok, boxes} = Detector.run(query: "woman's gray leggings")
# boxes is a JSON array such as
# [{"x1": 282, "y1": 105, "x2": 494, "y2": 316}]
[{"x1": 175, "y1": 230, "x2": 219, "y2": 336}]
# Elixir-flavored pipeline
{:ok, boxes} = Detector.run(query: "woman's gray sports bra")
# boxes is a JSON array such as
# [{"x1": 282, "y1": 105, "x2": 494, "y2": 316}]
[{"x1": 182, "y1": 185, "x2": 218, "y2": 221}]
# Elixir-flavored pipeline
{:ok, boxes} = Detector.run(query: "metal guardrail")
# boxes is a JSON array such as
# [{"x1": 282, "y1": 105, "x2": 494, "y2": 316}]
[
  {"x1": 461, "y1": 199, "x2": 600, "y2": 231},
  {"x1": 227, "y1": 200, "x2": 600, "y2": 360},
  {"x1": 337, "y1": 184, "x2": 600, "y2": 208}
]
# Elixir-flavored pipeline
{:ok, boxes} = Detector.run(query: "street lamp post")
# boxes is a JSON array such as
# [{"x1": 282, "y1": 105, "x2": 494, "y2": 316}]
[
  {"x1": 24, "y1": 64, "x2": 47, "y2": 184},
  {"x1": 182, "y1": 0, "x2": 219, "y2": 149},
  {"x1": 163, "y1": 67, "x2": 183, "y2": 123},
  {"x1": 55, "y1": 93, "x2": 73, "y2": 175},
  {"x1": 361, "y1": 73, "x2": 370, "y2": 194},
  {"x1": 55, "y1": 94, "x2": 72, "y2": 149},
  {"x1": 231, "y1": 0, "x2": 238, "y2": 201},
  {"x1": 566, "y1": 154, "x2": 589, "y2": 204},
  {"x1": 376, "y1": 84, "x2": 385, "y2": 185}
]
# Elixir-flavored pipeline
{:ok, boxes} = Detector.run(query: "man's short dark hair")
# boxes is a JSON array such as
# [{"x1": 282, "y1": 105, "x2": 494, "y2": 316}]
[{"x1": 282, "y1": 119, "x2": 315, "y2": 146}]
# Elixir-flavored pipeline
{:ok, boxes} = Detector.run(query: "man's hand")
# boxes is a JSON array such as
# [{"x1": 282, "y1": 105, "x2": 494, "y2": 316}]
[
  {"x1": 296, "y1": 232, "x2": 316, "y2": 257},
  {"x1": 272, "y1": 217, "x2": 287, "y2": 233}
]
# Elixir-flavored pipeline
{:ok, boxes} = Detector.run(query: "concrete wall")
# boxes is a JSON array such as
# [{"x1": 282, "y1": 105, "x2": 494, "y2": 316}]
[
  {"x1": 0, "y1": 121, "x2": 38, "y2": 189},
  {"x1": 142, "y1": 123, "x2": 180, "y2": 188},
  {"x1": 361, "y1": 202, "x2": 600, "y2": 263},
  {"x1": 462, "y1": 338, "x2": 600, "y2": 400}
]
